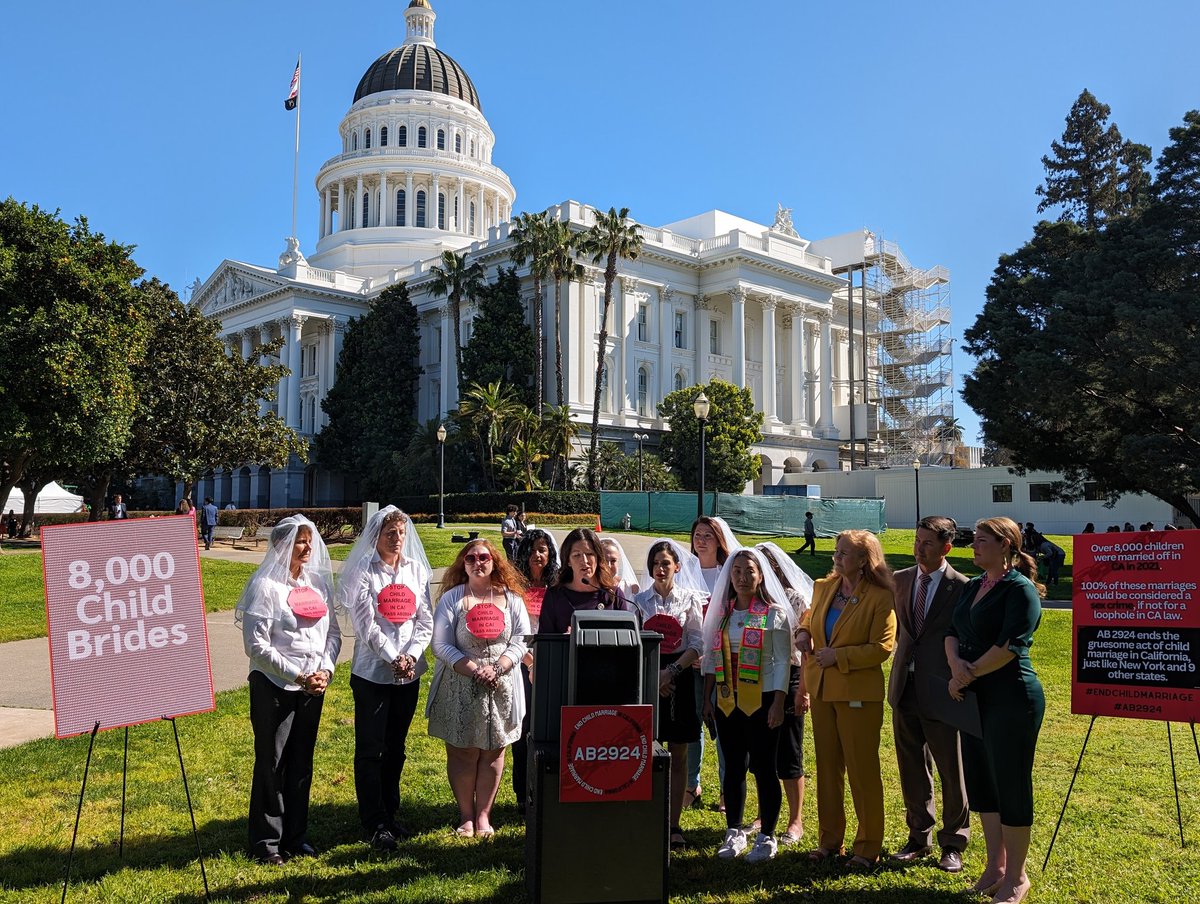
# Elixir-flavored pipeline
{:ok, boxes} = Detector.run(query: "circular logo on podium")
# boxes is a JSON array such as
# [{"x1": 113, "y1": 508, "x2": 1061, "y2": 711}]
[{"x1": 561, "y1": 705, "x2": 652, "y2": 801}]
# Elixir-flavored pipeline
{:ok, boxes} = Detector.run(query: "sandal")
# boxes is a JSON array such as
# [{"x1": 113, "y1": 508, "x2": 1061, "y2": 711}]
[
  {"x1": 682, "y1": 786, "x2": 702, "y2": 810},
  {"x1": 669, "y1": 827, "x2": 687, "y2": 851},
  {"x1": 847, "y1": 854, "x2": 877, "y2": 870},
  {"x1": 476, "y1": 827, "x2": 496, "y2": 840},
  {"x1": 806, "y1": 847, "x2": 840, "y2": 862},
  {"x1": 779, "y1": 831, "x2": 801, "y2": 846},
  {"x1": 453, "y1": 823, "x2": 474, "y2": 838}
]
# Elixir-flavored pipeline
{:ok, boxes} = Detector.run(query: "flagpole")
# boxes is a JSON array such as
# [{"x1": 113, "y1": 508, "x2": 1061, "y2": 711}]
[{"x1": 291, "y1": 52, "x2": 301, "y2": 242}]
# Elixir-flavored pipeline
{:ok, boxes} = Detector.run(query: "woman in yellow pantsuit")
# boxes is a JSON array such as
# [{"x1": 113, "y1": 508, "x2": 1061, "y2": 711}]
[{"x1": 797, "y1": 529, "x2": 896, "y2": 867}]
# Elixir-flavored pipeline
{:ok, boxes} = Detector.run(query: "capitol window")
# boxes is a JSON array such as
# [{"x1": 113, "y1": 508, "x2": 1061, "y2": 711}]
[
  {"x1": 455, "y1": 133, "x2": 462, "y2": 154},
  {"x1": 470, "y1": 138, "x2": 475, "y2": 157},
  {"x1": 438, "y1": 193, "x2": 446, "y2": 230},
  {"x1": 380, "y1": 126, "x2": 388, "y2": 147},
  {"x1": 636, "y1": 304, "x2": 648, "y2": 341},
  {"x1": 437, "y1": 128, "x2": 445, "y2": 150},
  {"x1": 469, "y1": 201, "x2": 476, "y2": 235},
  {"x1": 416, "y1": 190, "x2": 427, "y2": 227},
  {"x1": 674, "y1": 370, "x2": 686, "y2": 392},
  {"x1": 362, "y1": 192, "x2": 370, "y2": 227},
  {"x1": 637, "y1": 367, "x2": 649, "y2": 416},
  {"x1": 709, "y1": 319, "x2": 721, "y2": 355},
  {"x1": 396, "y1": 189, "x2": 406, "y2": 227},
  {"x1": 674, "y1": 310, "x2": 686, "y2": 349},
  {"x1": 418, "y1": 126, "x2": 427, "y2": 148},
  {"x1": 398, "y1": 125, "x2": 407, "y2": 146},
  {"x1": 352, "y1": 132, "x2": 358, "y2": 151},
  {"x1": 365, "y1": 128, "x2": 372, "y2": 149}
]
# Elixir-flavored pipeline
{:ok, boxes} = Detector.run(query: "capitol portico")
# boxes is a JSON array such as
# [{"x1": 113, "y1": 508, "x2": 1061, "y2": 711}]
[{"x1": 191, "y1": 0, "x2": 953, "y2": 507}]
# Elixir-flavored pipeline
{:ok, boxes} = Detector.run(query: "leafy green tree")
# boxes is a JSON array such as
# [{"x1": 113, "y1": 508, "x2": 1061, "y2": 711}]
[
  {"x1": 0, "y1": 199, "x2": 148, "y2": 512},
  {"x1": 965, "y1": 110, "x2": 1200, "y2": 526},
  {"x1": 1035, "y1": 89, "x2": 1150, "y2": 229},
  {"x1": 428, "y1": 250, "x2": 483, "y2": 395},
  {"x1": 456, "y1": 380, "x2": 524, "y2": 490},
  {"x1": 509, "y1": 211, "x2": 554, "y2": 412},
  {"x1": 317, "y1": 283, "x2": 422, "y2": 499},
  {"x1": 590, "y1": 442, "x2": 680, "y2": 491},
  {"x1": 548, "y1": 218, "x2": 584, "y2": 405},
  {"x1": 658, "y1": 380, "x2": 763, "y2": 493},
  {"x1": 580, "y1": 206, "x2": 643, "y2": 488},
  {"x1": 460, "y1": 266, "x2": 535, "y2": 405},
  {"x1": 540, "y1": 403, "x2": 580, "y2": 490}
]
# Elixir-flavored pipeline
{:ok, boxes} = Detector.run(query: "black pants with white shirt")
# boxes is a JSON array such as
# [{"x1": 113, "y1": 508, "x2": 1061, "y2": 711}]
[
  {"x1": 248, "y1": 669, "x2": 324, "y2": 858},
  {"x1": 351, "y1": 674, "x2": 420, "y2": 832}
]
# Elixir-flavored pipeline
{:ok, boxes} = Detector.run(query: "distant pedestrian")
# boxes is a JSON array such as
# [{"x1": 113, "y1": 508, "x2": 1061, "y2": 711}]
[
  {"x1": 1081, "y1": 523, "x2": 1095, "y2": 534},
  {"x1": 798, "y1": 511, "x2": 817, "y2": 556},
  {"x1": 201, "y1": 497, "x2": 219, "y2": 550},
  {"x1": 5, "y1": 509, "x2": 17, "y2": 538},
  {"x1": 500, "y1": 505, "x2": 522, "y2": 561},
  {"x1": 225, "y1": 501, "x2": 238, "y2": 511},
  {"x1": 109, "y1": 494, "x2": 128, "y2": 520}
]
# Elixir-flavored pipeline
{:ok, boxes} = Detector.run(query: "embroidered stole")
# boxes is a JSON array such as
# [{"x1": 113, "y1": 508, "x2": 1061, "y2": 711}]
[{"x1": 712, "y1": 598, "x2": 769, "y2": 715}]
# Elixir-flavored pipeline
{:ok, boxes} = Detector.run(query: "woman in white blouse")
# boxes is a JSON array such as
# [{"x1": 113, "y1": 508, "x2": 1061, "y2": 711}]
[
  {"x1": 237, "y1": 515, "x2": 341, "y2": 864},
  {"x1": 701, "y1": 547, "x2": 795, "y2": 864},
  {"x1": 427, "y1": 539, "x2": 530, "y2": 838},
  {"x1": 634, "y1": 539, "x2": 706, "y2": 851},
  {"x1": 337, "y1": 506, "x2": 434, "y2": 852}
]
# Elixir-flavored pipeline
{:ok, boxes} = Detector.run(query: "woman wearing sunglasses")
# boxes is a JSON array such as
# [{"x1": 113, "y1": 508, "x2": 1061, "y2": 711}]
[{"x1": 427, "y1": 539, "x2": 530, "y2": 837}]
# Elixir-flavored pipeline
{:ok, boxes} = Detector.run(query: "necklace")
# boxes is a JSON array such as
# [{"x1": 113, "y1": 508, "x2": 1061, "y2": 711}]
[
  {"x1": 464, "y1": 585, "x2": 496, "y2": 608},
  {"x1": 979, "y1": 570, "x2": 1009, "y2": 594}
]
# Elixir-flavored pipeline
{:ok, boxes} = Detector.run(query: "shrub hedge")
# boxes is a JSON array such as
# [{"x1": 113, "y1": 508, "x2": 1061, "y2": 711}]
[
  {"x1": 393, "y1": 491, "x2": 599, "y2": 516},
  {"x1": 217, "y1": 507, "x2": 363, "y2": 541},
  {"x1": 408, "y1": 512, "x2": 596, "y2": 526}
]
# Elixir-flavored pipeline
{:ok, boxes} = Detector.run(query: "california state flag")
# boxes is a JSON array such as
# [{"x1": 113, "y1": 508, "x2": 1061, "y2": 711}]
[{"x1": 284, "y1": 59, "x2": 300, "y2": 111}]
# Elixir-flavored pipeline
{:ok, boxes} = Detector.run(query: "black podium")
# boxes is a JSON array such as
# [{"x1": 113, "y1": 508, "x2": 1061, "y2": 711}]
[{"x1": 526, "y1": 611, "x2": 668, "y2": 904}]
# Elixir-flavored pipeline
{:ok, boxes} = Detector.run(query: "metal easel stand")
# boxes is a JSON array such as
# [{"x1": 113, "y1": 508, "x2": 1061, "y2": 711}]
[
  {"x1": 1043, "y1": 716, "x2": 1188, "y2": 872},
  {"x1": 60, "y1": 718, "x2": 210, "y2": 902}
]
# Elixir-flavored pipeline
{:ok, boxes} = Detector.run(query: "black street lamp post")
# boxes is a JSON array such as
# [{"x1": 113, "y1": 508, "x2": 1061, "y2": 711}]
[
  {"x1": 912, "y1": 458, "x2": 922, "y2": 524},
  {"x1": 436, "y1": 424, "x2": 447, "y2": 529},
  {"x1": 694, "y1": 392, "x2": 711, "y2": 519},
  {"x1": 633, "y1": 433, "x2": 648, "y2": 492}
]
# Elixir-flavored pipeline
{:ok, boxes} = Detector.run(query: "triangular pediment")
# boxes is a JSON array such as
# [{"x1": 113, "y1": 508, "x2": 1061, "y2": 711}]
[{"x1": 193, "y1": 261, "x2": 289, "y2": 316}]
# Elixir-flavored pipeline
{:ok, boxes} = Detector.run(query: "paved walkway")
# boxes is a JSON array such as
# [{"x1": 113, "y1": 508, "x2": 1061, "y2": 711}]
[{"x1": 0, "y1": 529, "x2": 662, "y2": 749}]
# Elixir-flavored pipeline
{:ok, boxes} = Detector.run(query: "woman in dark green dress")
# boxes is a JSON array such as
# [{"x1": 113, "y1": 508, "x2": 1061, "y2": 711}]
[{"x1": 946, "y1": 516, "x2": 1044, "y2": 904}]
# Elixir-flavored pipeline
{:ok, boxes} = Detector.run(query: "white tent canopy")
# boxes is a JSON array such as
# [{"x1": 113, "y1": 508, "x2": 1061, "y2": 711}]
[{"x1": 2, "y1": 481, "x2": 85, "y2": 515}]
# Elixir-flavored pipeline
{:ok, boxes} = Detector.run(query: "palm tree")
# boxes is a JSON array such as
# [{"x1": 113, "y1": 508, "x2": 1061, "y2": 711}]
[
  {"x1": 457, "y1": 380, "x2": 523, "y2": 489},
  {"x1": 428, "y1": 250, "x2": 484, "y2": 396},
  {"x1": 935, "y1": 416, "x2": 964, "y2": 444},
  {"x1": 579, "y1": 206, "x2": 643, "y2": 489},
  {"x1": 548, "y1": 218, "x2": 584, "y2": 405},
  {"x1": 508, "y1": 211, "x2": 554, "y2": 414},
  {"x1": 540, "y1": 402, "x2": 580, "y2": 489}
]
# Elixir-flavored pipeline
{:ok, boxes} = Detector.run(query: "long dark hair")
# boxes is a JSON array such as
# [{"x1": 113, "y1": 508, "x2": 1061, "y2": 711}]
[
  {"x1": 556, "y1": 527, "x2": 616, "y2": 589},
  {"x1": 515, "y1": 528, "x2": 559, "y2": 587}
]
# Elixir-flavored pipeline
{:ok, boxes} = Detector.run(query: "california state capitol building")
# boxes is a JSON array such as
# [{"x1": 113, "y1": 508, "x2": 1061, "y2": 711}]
[{"x1": 191, "y1": 0, "x2": 955, "y2": 508}]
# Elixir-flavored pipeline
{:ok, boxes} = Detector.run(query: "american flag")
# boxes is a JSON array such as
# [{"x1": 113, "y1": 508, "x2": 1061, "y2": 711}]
[{"x1": 284, "y1": 59, "x2": 300, "y2": 111}]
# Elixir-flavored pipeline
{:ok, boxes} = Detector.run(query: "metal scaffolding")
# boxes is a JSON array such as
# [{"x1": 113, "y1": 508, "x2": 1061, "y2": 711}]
[{"x1": 865, "y1": 235, "x2": 954, "y2": 465}]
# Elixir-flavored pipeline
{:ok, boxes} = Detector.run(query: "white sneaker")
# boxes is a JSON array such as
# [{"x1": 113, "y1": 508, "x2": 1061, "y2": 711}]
[
  {"x1": 745, "y1": 833, "x2": 778, "y2": 863},
  {"x1": 716, "y1": 827, "x2": 747, "y2": 859}
]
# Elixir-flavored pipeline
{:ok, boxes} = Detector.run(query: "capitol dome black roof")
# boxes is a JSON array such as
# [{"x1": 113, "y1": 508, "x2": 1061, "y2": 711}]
[{"x1": 353, "y1": 44, "x2": 481, "y2": 111}]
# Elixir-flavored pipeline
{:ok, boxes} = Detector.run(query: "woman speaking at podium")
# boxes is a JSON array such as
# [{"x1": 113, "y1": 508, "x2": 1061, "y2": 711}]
[
  {"x1": 237, "y1": 515, "x2": 341, "y2": 864},
  {"x1": 536, "y1": 528, "x2": 634, "y2": 634}
]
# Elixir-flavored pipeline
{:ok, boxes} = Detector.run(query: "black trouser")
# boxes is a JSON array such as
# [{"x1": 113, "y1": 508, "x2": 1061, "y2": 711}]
[
  {"x1": 351, "y1": 673, "x2": 420, "y2": 832},
  {"x1": 248, "y1": 670, "x2": 324, "y2": 859},
  {"x1": 715, "y1": 703, "x2": 783, "y2": 836},
  {"x1": 510, "y1": 662, "x2": 533, "y2": 806},
  {"x1": 799, "y1": 535, "x2": 816, "y2": 555}
]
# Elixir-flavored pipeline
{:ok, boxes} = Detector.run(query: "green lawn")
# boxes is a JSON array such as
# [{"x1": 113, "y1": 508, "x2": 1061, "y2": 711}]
[
  {"x1": 1, "y1": 608, "x2": 1197, "y2": 901},
  {"x1": 0, "y1": 554, "x2": 256, "y2": 644}
]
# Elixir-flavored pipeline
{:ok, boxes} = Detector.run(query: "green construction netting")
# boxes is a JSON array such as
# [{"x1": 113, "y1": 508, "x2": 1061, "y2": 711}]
[{"x1": 599, "y1": 493, "x2": 886, "y2": 537}]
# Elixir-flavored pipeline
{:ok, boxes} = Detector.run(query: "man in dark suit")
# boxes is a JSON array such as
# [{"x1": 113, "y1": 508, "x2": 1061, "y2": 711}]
[{"x1": 889, "y1": 515, "x2": 970, "y2": 872}]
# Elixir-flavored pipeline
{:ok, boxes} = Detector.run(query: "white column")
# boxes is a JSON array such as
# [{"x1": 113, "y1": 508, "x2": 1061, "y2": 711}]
[
  {"x1": 431, "y1": 174, "x2": 441, "y2": 229},
  {"x1": 476, "y1": 185, "x2": 485, "y2": 236},
  {"x1": 273, "y1": 320, "x2": 288, "y2": 420},
  {"x1": 439, "y1": 304, "x2": 453, "y2": 415},
  {"x1": 657, "y1": 287, "x2": 674, "y2": 406},
  {"x1": 791, "y1": 307, "x2": 809, "y2": 430},
  {"x1": 355, "y1": 175, "x2": 363, "y2": 228},
  {"x1": 405, "y1": 171, "x2": 414, "y2": 227},
  {"x1": 762, "y1": 295, "x2": 779, "y2": 425},
  {"x1": 337, "y1": 181, "x2": 345, "y2": 232},
  {"x1": 323, "y1": 187, "x2": 331, "y2": 238},
  {"x1": 492, "y1": 192, "x2": 500, "y2": 226},
  {"x1": 456, "y1": 180, "x2": 465, "y2": 233},
  {"x1": 817, "y1": 313, "x2": 837, "y2": 438},
  {"x1": 287, "y1": 315, "x2": 305, "y2": 430},
  {"x1": 241, "y1": 331, "x2": 254, "y2": 361},
  {"x1": 620, "y1": 277, "x2": 637, "y2": 416},
  {"x1": 730, "y1": 286, "x2": 747, "y2": 388},
  {"x1": 257, "y1": 324, "x2": 272, "y2": 417},
  {"x1": 380, "y1": 171, "x2": 388, "y2": 226},
  {"x1": 693, "y1": 295, "x2": 708, "y2": 386}
]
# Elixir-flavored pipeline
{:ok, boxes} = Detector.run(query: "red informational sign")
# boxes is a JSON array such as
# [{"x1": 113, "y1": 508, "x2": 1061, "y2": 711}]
[
  {"x1": 524, "y1": 586, "x2": 545, "y2": 619},
  {"x1": 377, "y1": 584, "x2": 416, "y2": 623},
  {"x1": 559, "y1": 704, "x2": 654, "y2": 803},
  {"x1": 643, "y1": 614, "x2": 683, "y2": 655},
  {"x1": 1072, "y1": 531, "x2": 1200, "y2": 722},
  {"x1": 42, "y1": 516, "x2": 215, "y2": 738},
  {"x1": 287, "y1": 586, "x2": 328, "y2": 619},
  {"x1": 466, "y1": 602, "x2": 505, "y2": 640}
]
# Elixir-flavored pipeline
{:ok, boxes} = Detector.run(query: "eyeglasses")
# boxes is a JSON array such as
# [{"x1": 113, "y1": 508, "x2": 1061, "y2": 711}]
[{"x1": 465, "y1": 553, "x2": 492, "y2": 564}]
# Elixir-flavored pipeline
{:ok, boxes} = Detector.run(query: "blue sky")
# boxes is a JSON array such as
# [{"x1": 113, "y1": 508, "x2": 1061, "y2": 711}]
[{"x1": 3, "y1": 1, "x2": 1197, "y2": 446}]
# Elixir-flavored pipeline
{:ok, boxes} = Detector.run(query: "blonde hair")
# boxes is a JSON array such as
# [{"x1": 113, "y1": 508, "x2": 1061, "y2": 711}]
[
  {"x1": 975, "y1": 517, "x2": 1046, "y2": 598},
  {"x1": 828, "y1": 529, "x2": 895, "y2": 593}
]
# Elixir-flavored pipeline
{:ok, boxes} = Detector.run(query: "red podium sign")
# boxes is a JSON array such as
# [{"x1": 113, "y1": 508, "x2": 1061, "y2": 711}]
[
  {"x1": 560, "y1": 704, "x2": 653, "y2": 803},
  {"x1": 1072, "y1": 531, "x2": 1200, "y2": 722},
  {"x1": 42, "y1": 516, "x2": 215, "y2": 737}
]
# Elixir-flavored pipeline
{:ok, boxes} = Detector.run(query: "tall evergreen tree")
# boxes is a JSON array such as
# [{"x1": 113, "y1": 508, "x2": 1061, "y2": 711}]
[
  {"x1": 658, "y1": 380, "x2": 763, "y2": 493},
  {"x1": 316, "y1": 283, "x2": 422, "y2": 499},
  {"x1": 460, "y1": 266, "x2": 535, "y2": 405},
  {"x1": 1035, "y1": 89, "x2": 1150, "y2": 229}
]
